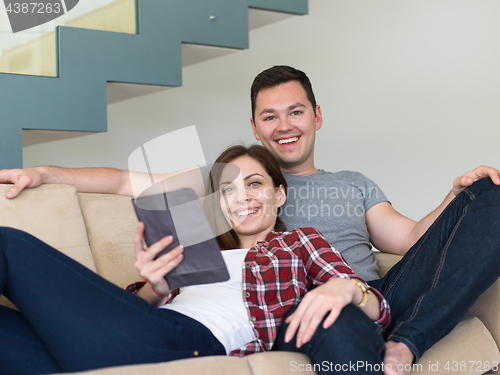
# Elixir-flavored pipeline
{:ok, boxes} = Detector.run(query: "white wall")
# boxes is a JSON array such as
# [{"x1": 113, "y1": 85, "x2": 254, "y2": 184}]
[{"x1": 24, "y1": 0, "x2": 500, "y2": 221}]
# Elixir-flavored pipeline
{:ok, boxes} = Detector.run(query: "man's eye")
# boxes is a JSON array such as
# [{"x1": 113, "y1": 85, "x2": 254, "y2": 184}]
[
  {"x1": 263, "y1": 116, "x2": 275, "y2": 121},
  {"x1": 291, "y1": 110, "x2": 302, "y2": 116}
]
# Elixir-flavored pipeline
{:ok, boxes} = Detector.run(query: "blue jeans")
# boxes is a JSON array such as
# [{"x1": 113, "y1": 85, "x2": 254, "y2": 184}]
[
  {"x1": 369, "y1": 177, "x2": 500, "y2": 361},
  {"x1": 273, "y1": 178, "x2": 500, "y2": 370},
  {"x1": 273, "y1": 304, "x2": 386, "y2": 374},
  {"x1": 0, "y1": 227, "x2": 225, "y2": 374}
]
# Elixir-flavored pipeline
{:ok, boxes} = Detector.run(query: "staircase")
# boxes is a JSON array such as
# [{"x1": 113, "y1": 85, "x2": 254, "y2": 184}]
[{"x1": 0, "y1": 0, "x2": 307, "y2": 169}]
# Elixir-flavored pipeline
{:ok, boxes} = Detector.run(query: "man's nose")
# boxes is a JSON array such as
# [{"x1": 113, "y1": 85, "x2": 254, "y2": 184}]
[{"x1": 276, "y1": 116, "x2": 294, "y2": 132}]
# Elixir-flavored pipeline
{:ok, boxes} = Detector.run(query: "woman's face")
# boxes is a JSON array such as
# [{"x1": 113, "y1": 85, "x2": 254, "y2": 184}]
[{"x1": 218, "y1": 156, "x2": 285, "y2": 247}]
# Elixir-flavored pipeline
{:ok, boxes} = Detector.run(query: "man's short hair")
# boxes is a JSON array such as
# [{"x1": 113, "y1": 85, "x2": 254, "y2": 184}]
[{"x1": 250, "y1": 65, "x2": 317, "y2": 122}]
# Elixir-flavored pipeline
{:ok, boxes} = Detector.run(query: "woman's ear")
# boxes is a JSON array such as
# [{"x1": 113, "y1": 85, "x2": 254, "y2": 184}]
[{"x1": 276, "y1": 185, "x2": 286, "y2": 207}]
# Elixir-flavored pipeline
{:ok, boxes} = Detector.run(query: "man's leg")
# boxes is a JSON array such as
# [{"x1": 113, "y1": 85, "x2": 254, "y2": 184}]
[
  {"x1": 0, "y1": 227, "x2": 224, "y2": 373},
  {"x1": 369, "y1": 178, "x2": 500, "y2": 362},
  {"x1": 273, "y1": 304, "x2": 386, "y2": 375}
]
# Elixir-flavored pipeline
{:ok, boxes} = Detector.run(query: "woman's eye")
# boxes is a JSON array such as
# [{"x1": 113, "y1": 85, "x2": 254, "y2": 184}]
[
  {"x1": 221, "y1": 187, "x2": 234, "y2": 195},
  {"x1": 248, "y1": 181, "x2": 262, "y2": 188}
]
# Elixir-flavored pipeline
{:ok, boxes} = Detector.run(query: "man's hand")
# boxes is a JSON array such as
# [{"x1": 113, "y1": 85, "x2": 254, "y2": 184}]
[
  {"x1": 0, "y1": 168, "x2": 43, "y2": 199},
  {"x1": 452, "y1": 165, "x2": 500, "y2": 197},
  {"x1": 283, "y1": 278, "x2": 359, "y2": 348}
]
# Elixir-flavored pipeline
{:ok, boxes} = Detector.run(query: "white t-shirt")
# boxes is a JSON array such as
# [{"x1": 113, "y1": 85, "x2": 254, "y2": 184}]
[{"x1": 161, "y1": 249, "x2": 255, "y2": 354}]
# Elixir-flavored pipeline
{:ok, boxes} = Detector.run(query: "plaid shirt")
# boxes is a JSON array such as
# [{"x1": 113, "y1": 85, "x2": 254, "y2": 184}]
[
  {"x1": 229, "y1": 227, "x2": 390, "y2": 356},
  {"x1": 128, "y1": 227, "x2": 390, "y2": 356}
]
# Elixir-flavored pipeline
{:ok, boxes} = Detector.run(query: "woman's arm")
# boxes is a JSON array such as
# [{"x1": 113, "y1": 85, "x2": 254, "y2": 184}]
[
  {"x1": 295, "y1": 228, "x2": 390, "y2": 323},
  {"x1": 285, "y1": 228, "x2": 390, "y2": 348},
  {"x1": 132, "y1": 222, "x2": 184, "y2": 307},
  {"x1": 283, "y1": 278, "x2": 381, "y2": 348}
]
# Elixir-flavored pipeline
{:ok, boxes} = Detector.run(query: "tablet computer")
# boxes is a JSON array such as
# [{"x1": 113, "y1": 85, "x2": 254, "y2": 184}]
[{"x1": 132, "y1": 187, "x2": 229, "y2": 290}]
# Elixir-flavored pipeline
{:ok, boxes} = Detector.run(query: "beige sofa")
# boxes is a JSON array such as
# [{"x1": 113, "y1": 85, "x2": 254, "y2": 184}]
[{"x1": 0, "y1": 184, "x2": 499, "y2": 375}]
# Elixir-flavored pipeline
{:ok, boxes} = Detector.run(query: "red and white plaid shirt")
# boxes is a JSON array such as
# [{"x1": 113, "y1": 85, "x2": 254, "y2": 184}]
[
  {"x1": 128, "y1": 227, "x2": 390, "y2": 357},
  {"x1": 229, "y1": 227, "x2": 390, "y2": 356}
]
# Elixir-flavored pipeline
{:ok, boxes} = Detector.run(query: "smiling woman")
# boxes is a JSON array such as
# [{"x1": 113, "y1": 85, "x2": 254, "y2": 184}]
[
  {"x1": 205, "y1": 144, "x2": 288, "y2": 250},
  {"x1": 196, "y1": 144, "x2": 389, "y2": 372}
]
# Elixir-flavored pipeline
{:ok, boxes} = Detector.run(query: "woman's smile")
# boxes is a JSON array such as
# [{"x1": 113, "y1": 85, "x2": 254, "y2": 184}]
[{"x1": 219, "y1": 155, "x2": 285, "y2": 248}]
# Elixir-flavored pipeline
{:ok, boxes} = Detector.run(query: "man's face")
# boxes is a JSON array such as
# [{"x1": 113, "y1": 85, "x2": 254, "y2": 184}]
[{"x1": 251, "y1": 81, "x2": 322, "y2": 174}]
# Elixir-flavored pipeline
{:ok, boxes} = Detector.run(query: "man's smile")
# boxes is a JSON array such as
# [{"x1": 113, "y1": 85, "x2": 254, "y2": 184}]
[{"x1": 276, "y1": 136, "x2": 300, "y2": 145}]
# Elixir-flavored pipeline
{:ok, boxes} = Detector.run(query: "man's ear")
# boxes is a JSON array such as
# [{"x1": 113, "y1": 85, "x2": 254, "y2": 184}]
[
  {"x1": 315, "y1": 105, "x2": 323, "y2": 131},
  {"x1": 250, "y1": 118, "x2": 260, "y2": 141}
]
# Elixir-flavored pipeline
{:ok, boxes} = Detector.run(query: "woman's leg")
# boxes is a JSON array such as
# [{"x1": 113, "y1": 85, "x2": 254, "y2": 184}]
[
  {"x1": 0, "y1": 305, "x2": 60, "y2": 374},
  {"x1": 273, "y1": 304, "x2": 386, "y2": 375},
  {"x1": 0, "y1": 227, "x2": 224, "y2": 373}
]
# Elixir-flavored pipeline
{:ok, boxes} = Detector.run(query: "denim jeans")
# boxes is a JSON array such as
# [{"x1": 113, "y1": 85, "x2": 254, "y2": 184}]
[
  {"x1": 0, "y1": 227, "x2": 225, "y2": 374},
  {"x1": 273, "y1": 178, "x2": 500, "y2": 371},
  {"x1": 368, "y1": 177, "x2": 500, "y2": 360},
  {"x1": 273, "y1": 304, "x2": 386, "y2": 375}
]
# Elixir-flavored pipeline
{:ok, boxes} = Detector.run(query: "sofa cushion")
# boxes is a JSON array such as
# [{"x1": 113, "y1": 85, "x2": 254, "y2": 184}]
[
  {"x1": 415, "y1": 317, "x2": 500, "y2": 374},
  {"x1": 77, "y1": 192, "x2": 142, "y2": 288},
  {"x1": 374, "y1": 251, "x2": 402, "y2": 277},
  {"x1": 0, "y1": 184, "x2": 96, "y2": 271},
  {"x1": 60, "y1": 351, "x2": 312, "y2": 375},
  {"x1": 465, "y1": 279, "x2": 500, "y2": 375}
]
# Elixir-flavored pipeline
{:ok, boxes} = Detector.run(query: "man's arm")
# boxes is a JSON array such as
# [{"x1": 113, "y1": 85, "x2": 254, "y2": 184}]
[
  {"x1": 366, "y1": 165, "x2": 500, "y2": 255},
  {"x1": 0, "y1": 165, "x2": 204, "y2": 199}
]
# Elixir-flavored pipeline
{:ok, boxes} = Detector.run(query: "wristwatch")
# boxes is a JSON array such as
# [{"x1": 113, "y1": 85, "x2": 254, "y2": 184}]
[{"x1": 351, "y1": 278, "x2": 371, "y2": 308}]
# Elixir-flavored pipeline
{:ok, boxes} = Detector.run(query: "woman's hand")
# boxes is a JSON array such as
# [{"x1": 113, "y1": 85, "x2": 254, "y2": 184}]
[
  {"x1": 133, "y1": 222, "x2": 184, "y2": 304},
  {"x1": 284, "y1": 278, "x2": 380, "y2": 348}
]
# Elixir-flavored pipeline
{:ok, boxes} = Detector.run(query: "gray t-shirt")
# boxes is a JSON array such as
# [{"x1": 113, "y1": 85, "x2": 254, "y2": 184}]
[
  {"x1": 280, "y1": 170, "x2": 389, "y2": 281},
  {"x1": 199, "y1": 166, "x2": 389, "y2": 281}
]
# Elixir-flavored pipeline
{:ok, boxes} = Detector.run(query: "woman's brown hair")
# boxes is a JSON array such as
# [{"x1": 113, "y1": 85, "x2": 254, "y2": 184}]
[{"x1": 205, "y1": 144, "x2": 288, "y2": 250}]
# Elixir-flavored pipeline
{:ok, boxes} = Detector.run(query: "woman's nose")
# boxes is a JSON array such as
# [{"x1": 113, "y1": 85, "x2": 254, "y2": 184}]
[{"x1": 235, "y1": 190, "x2": 249, "y2": 203}]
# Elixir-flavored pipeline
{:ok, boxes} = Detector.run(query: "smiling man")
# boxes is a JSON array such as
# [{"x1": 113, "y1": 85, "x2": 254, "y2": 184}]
[
  {"x1": 250, "y1": 79, "x2": 322, "y2": 177},
  {"x1": 249, "y1": 65, "x2": 500, "y2": 375}
]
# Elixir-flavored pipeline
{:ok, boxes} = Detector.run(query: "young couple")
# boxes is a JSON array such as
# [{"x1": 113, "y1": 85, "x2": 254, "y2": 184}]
[{"x1": 1, "y1": 66, "x2": 499, "y2": 375}]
